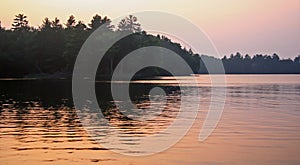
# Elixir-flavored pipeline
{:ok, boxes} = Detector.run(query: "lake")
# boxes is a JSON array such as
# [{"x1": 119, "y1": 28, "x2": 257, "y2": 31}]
[{"x1": 0, "y1": 75, "x2": 300, "y2": 164}]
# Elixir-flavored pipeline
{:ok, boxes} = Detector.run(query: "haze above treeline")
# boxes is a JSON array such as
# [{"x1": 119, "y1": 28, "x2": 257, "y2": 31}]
[{"x1": 0, "y1": 14, "x2": 299, "y2": 78}]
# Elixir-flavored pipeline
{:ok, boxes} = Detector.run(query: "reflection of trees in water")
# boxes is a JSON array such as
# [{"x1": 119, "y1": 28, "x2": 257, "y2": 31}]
[
  {"x1": 0, "y1": 97, "x2": 82, "y2": 143},
  {"x1": 95, "y1": 84, "x2": 182, "y2": 135},
  {"x1": 0, "y1": 80, "x2": 184, "y2": 141}
]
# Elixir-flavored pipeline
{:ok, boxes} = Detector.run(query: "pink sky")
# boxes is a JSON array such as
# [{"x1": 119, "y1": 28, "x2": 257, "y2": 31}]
[{"x1": 0, "y1": 0, "x2": 299, "y2": 58}]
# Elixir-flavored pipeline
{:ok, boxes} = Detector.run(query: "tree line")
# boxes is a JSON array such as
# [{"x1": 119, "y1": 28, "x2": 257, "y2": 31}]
[
  {"x1": 0, "y1": 14, "x2": 299, "y2": 78},
  {"x1": 0, "y1": 14, "x2": 200, "y2": 78},
  {"x1": 199, "y1": 53, "x2": 300, "y2": 74}
]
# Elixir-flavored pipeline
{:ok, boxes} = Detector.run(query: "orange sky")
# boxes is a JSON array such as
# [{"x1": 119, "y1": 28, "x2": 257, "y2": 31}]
[{"x1": 0, "y1": 0, "x2": 299, "y2": 58}]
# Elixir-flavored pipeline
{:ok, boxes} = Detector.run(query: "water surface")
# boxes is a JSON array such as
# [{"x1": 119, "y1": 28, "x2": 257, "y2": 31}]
[{"x1": 0, "y1": 75, "x2": 300, "y2": 164}]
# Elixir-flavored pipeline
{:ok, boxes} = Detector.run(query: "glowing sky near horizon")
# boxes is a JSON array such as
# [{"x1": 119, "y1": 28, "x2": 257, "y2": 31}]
[{"x1": 0, "y1": 0, "x2": 299, "y2": 58}]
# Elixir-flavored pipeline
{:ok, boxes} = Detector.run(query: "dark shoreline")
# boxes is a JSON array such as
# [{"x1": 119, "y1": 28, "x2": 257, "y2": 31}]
[{"x1": 0, "y1": 73, "x2": 299, "y2": 81}]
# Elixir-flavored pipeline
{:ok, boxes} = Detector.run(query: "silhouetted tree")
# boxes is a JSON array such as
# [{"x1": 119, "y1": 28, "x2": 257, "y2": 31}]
[
  {"x1": 118, "y1": 15, "x2": 141, "y2": 33},
  {"x1": 75, "y1": 21, "x2": 87, "y2": 30},
  {"x1": 41, "y1": 18, "x2": 51, "y2": 30},
  {"x1": 26, "y1": 17, "x2": 66, "y2": 73},
  {"x1": 52, "y1": 17, "x2": 63, "y2": 30},
  {"x1": 65, "y1": 15, "x2": 76, "y2": 29},
  {"x1": 272, "y1": 53, "x2": 280, "y2": 61},
  {"x1": 88, "y1": 14, "x2": 113, "y2": 30},
  {"x1": 294, "y1": 55, "x2": 300, "y2": 63},
  {"x1": 12, "y1": 14, "x2": 30, "y2": 31}
]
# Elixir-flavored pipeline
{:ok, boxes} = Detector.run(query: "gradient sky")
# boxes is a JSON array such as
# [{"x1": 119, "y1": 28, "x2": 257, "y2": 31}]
[{"x1": 0, "y1": 0, "x2": 299, "y2": 58}]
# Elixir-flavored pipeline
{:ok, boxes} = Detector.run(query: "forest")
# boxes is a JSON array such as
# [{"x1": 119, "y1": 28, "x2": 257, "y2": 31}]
[{"x1": 0, "y1": 14, "x2": 299, "y2": 78}]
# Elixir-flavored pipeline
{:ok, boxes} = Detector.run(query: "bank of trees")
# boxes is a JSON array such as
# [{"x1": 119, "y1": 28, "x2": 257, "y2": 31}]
[
  {"x1": 0, "y1": 14, "x2": 200, "y2": 78},
  {"x1": 0, "y1": 14, "x2": 299, "y2": 78},
  {"x1": 198, "y1": 53, "x2": 300, "y2": 74},
  {"x1": 221, "y1": 53, "x2": 300, "y2": 74}
]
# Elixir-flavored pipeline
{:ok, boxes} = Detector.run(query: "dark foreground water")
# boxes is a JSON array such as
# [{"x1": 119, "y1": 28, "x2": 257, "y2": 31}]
[{"x1": 0, "y1": 75, "x2": 300, "y2": 164}]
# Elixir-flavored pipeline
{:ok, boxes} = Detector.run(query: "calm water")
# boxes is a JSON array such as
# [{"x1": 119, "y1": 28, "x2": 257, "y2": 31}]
[{"x1": 0, "y1": 75, "x2": 300, "y2": 164}]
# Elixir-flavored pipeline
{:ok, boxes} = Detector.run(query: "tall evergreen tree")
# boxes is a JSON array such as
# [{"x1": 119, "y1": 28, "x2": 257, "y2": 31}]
[
  {"x1": 52, "y1": 17, "x2": 63, "y2": 30},
  {"x1": 117, "y1": 15, "x2": 141, "y2": 33},
  {"x1": 65, "y1": 15, "x2": 76, "y2": 29},
  {"x1": 12, "y1": 14, "x2": 30, "y2": 31},
  {"x1": 88, "y1": 14, "x2": 114, "y2": 31}
]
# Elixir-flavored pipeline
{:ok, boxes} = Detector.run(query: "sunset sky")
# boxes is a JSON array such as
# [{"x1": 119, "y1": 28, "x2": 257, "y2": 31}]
[{"x1": 0, "y1": 0, "x2": 299, "y2": 58}]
